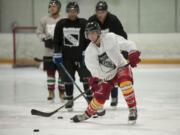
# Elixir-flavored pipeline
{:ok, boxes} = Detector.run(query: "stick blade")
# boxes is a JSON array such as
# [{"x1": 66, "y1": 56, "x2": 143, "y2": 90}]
[
  {"x1": 33, "y1": 57, "x2": 43, "y2": 62},
  {"x1": 31, "y1": 109, "x2": 52, "y2": 117}
]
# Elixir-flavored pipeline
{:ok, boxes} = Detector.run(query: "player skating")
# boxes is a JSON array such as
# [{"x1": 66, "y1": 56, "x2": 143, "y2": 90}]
[
  {"x1": 36, "y1": 0, "x2": 66, "y2": 102},
  {"x1": 71, "y1": 21, "x2": 141, "y2": 124},
  {"x1": 89, "y1": 1, "x2": 128, "y2": 107}
]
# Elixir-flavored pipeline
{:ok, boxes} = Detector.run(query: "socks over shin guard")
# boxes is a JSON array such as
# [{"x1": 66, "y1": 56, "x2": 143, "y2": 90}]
[
  {"x1": 86, "y1": 98, "x2": 105, "y2": 117},
  {"x1": 119, "y1": 79, "x2": 136, "y2": 108},
  {"x1": 47, "y1": 77, "x2": 55, "y2": 91},
  {"x1": 58, "y1": 79, "x2": 65, "y2": 93},
  {"x1": 47, "y1": 71, "x2": 56, "y2": 91}
]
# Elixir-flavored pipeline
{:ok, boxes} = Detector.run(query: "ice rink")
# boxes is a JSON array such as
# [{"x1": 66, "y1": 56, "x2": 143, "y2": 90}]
[{"x1": 0, "y1": 64, "x2": 180, "y2": 135}]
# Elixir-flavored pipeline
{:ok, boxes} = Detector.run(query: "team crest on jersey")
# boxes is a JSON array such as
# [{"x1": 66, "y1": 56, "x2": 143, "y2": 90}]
[
  {"x1": 46, "y1": 24, "x2": 56, "y2": 37},
  {"x1": 98, "y1": 52, "x2": 116, "y2": 73},
  {"x1": 63, "y1": 28, "x2": 80, "y2": 47}
]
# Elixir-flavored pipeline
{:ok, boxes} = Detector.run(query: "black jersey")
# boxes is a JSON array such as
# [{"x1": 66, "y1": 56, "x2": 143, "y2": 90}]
[
  {"x1": 88, "y1": 12, "x2": 127, "y2": 39},
  {"x1": 54, "y1": 18, "x2": 89, "y2": 60}
]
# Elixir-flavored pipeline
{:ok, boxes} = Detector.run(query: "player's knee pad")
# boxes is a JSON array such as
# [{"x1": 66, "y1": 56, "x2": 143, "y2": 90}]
[
  {"x1": 94, "y1": 82, "x2": 114, "y2": 100},
  {"x1": 116, "y1": 66, "x2": 134, "y2": 84}
]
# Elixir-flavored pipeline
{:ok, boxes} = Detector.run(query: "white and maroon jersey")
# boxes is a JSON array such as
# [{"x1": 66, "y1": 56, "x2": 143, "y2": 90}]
[{"x1": 85, "y1": 32, "x2": 137, "y2": 81}]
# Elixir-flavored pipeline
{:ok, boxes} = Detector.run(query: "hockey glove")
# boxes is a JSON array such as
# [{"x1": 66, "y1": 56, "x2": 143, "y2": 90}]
[
  {"x1": 43, "y1": 38, "x2": 54, "y2": 49},
  {"x1": 53, "y1": 51, "x2": 63, "y2": 66},
  {"x1": 89, "y1": 77, "x2": 101, "y2": 93},
  {"x1": 128, "y1": 50, "x2": 141, "y2": 68}
]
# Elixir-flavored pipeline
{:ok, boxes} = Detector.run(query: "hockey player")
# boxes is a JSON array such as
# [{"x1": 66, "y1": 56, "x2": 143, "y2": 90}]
[
  {"x1": 37, "y1": 0, "x2": 66, "y2": 102},
  {"x1": 88, "y1": 1, "x2": 128, "y2": 106},
  {"x1": 71, "y1": 21, "x2": 141, "y2": 123},
  {"x1": 53, "y1": 1, "x2": 92, "y2": 111}
]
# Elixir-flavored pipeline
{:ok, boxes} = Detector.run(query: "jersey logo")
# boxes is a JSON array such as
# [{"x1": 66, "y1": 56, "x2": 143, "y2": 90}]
[
  {"x1": 98, "y1": 52, "x2": 116, "y2": 73},
  {"x1": 63, "y1": 28, "x2": 80, "y2": 47},
  {"x1": 46, "y1": 24, "x2": 56, "y2": 37}
]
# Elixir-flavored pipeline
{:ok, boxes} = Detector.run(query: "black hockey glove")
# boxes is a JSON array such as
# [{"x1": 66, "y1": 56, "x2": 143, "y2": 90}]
[{"x1": 43, "y1": 38, "x2": 54, "y2": 49}]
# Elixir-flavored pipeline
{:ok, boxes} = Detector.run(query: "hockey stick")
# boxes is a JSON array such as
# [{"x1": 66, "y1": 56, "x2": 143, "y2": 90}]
[
  {"x1": 34, "y1": 57, "x2": 89, "y2": 103},
  {"x1": 34, "y1": 57, "x2": 43, "y2": 62},
  {"x1": 31, "y1": 90, "x2": 89, "y2": 117},
  {"x1": 33, "y1": 58, "x2": 130, "y2": 117},
  {"x1": 58, "y1": 64, "x2": 90, "y2": 103}
]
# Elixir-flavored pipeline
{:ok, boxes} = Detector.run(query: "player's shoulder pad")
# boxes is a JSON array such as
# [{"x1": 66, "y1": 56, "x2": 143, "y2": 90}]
[
  {"x1": 101, "y1": 33, "x2": 118, "y2": 49},
  {"x1": 102, "y1": 32, "x2": 117, "y2": 40},
  {"x1": 104, "y1": 32, "x2": 125, "y2": 41}
]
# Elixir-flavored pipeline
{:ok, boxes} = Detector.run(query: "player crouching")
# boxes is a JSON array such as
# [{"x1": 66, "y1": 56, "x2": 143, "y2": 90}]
[{"x1": 71, "y1": 21, "x2": 141, "y2": 124}]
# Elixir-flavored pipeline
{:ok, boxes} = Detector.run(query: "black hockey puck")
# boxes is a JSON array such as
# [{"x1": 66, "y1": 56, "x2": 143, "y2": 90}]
[
  {"x1": 57, "y1": 116, "x2": 63, "y2": 119},
  {"x1": 33, "y1": 129, "x2": 39, "y2": 132},
  {"x1": 93, "y1": 115, "x2": 98, "y2": 118}
]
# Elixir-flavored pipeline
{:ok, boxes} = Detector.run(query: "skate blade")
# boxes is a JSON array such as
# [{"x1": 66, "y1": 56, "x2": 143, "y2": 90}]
[{"x1": 128, "y1": 120, "x2": 136, "y2": 125}]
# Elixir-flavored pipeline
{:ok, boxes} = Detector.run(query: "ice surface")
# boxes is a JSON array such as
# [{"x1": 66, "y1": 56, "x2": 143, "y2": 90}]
[{"x1": 0, "y1": 64, "x2": 180, "y2": 135}]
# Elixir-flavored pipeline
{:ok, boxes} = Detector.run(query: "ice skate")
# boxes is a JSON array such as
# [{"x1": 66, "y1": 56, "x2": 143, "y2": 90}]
[
  {"x1": 128, "y1": 106, "x2": 137, "y2": 125},
  {"x1": 110, "y1": 97, "x2": 118, "y2": 107},
  {"x1": 59, "y1": 91, "x2": 66, "y2": 103},
  {"x1": 47, "y1": 91, "x2": 55, "y2": 103},
  {"x1": 65, "y1": 100, "x2": 74, "y2": 112},
  {"x1": 71, "y1": 113, "x2": 89, "y2": 123}
]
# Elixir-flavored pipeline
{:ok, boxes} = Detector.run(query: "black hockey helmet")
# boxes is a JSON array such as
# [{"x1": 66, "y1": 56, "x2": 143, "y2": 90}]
[
  {"x1": 48, "y1": 0, "x2": 61, "y2": 9},
  {"x1": 96, "y1": 1, "x2": 108, "y2": 11},
  {"x1": 85, "y1": 21, "x2": 101, "y2": 39},
  {"x1": 66, "y1": 1, "x2": 79, "y2": 13}
]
